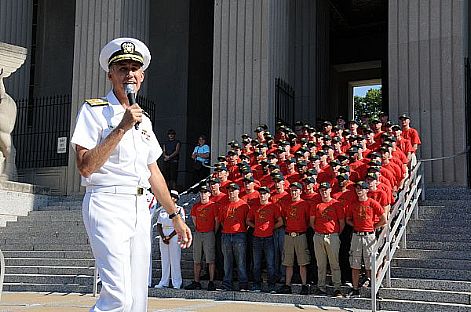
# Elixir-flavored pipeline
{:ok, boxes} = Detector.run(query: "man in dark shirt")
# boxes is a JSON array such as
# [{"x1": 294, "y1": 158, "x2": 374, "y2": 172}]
[{"x1": 162, "y1": 129, "x2": 181, "y2": 189}]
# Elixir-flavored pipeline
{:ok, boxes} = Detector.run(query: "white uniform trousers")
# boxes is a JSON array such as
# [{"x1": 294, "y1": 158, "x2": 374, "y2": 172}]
[
  {"x1": 157, "y1": 234, "x2": 182, "y2": 288},
  {"x1": 82, "y1": 192, "x2": 151, "y2": 312}
]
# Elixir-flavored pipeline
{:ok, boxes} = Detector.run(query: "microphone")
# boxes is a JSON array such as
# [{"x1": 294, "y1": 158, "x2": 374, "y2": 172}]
[{"x1": 124, "y1": 83, "x2": 140, "y2": 129}]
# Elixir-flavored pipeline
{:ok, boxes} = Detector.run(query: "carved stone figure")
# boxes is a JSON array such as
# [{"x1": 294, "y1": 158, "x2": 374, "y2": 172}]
[{"x1": 0, "y1": 42, "x2": 27, "y2": 180}]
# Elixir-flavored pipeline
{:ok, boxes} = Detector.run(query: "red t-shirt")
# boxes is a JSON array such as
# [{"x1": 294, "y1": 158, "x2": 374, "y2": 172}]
[
  {"x1": 377, "y1": 182, "x2": 394, "y2": 205},
  {"x1": 310, "y1": 199, "x2": 345, "y2": 234},
  {"x1": 302, "y1": 192, "x2": 321, "y2": 205},
  {"x1": 218, "y1": 199, "x2": 250, "y2": 234},
  {"x1": 281, "y1": 199, "x2": 311, "y2": 233},
  {"x1": 271, "y1": 191, "x2": 291, "y2": 207},
  {"x1": 396, "y1": 137, "x2": 414, "y2": 155},
  {"x1": 191, "y1": 201, "x2": 218, "y2": 232},
  {"x1": 241, "y1": 190, "x2": 260, "y2": 207},
  {"x1": 211, "y1": 192, "x2": 228, "y2": 205},
  {"x1": 401, "y1": 128, "x2": 421, "y2": 151},
  {"x1": 247, "y1": 202, "x2": 281, "y2": 237},
  {"x1": 332, "y1": 189, "x2": 356, "y2": 213},
  {"x1": 346, "y1": 198, "x2": 384, "y2": 232}
]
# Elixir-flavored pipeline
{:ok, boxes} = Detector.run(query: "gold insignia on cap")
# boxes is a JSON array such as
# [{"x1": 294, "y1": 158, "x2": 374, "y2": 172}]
[
  {"x1": 121, "y1": 42, "x2": 135, "y2": 54},
  {"x1": 85, "y1": 98, "x2": 109, "y2": 107}
]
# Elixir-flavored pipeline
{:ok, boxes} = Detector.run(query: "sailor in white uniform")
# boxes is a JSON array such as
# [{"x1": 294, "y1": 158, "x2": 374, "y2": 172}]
[
  {"x1": 155, "y1": 190, "x2": 186, "y2": 289},
  {"x1": 70, "y1": 37, "x2": 191, "y2": 312}
]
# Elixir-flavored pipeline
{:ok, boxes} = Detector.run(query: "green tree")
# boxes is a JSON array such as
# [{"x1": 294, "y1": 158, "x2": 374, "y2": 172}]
[{"x1": 354, "y1": 87, "x2": 382, "y2": 120}]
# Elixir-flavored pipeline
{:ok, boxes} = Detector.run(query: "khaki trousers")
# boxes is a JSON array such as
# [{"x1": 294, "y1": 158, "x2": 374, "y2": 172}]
[{"x1": 313, "y1": 233, "x2": 341, "y2": 290}]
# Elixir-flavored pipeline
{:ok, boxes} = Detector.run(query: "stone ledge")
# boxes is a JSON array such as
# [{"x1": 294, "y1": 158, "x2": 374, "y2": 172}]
[{"x1": 0, "y1": 180, "x2": 50, "y2": 195}]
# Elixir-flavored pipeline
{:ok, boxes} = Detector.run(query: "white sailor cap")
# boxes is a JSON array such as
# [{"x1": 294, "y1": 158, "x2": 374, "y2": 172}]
[
  {"x1": 99, "y1": 37, "x2": 151, "y2": 72},
  {"x1": 170, "y1": 189, "x2": 180, "y2": 199}
]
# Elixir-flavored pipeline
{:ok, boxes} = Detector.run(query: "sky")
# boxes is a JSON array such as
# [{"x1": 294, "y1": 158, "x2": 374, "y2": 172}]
[{"x1": 353, "y1": 84, "x2": 381, "y2": 97}]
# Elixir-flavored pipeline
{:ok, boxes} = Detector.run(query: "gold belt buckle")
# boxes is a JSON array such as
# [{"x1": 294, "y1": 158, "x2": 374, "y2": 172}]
[
  {"x1": 137, "y1": 187, "x2": 144, "y2": 195},
  {"x1": 290, "y1": 232, "x2": 297, "y2": 237}
]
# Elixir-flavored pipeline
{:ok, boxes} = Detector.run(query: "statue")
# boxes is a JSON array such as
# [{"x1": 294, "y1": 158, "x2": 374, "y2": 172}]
[{"x1": 0, "y1": 42, "x2": 27, "y2": 180}]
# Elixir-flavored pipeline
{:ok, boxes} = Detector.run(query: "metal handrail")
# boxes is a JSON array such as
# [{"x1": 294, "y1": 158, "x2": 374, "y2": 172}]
[
  {"x1": 0, "y1": 248, "x2": 5, "y2": 301},
  {"x1": 370, "y1": 161, "x2": 423, "y2": 311}
]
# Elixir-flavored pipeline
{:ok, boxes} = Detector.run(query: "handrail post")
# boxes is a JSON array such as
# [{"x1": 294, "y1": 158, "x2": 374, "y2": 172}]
[
  {"x1": 371, "y1": 249, "x2": 377, "y2": 312},
  {"x1": 93, "y1": 262, "x2": 98, "y2": 297},
  {"x1": 385, "y1": 222, "x2": 392, "y2": 288},
  {"x1": 401, "y1": 204, "x2": 407, "y2": 249},
  {"x1": 0, "y1": 249, "x2": 4, "y2": 301},
  {"x1": 420, "y1": 162, "x2": 426, "y2": 202}
]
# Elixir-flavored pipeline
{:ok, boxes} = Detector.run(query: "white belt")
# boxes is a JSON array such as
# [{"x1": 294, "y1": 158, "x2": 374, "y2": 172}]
[{"x1": 86, "y1": 186, "x2": 145, "y2": 196}]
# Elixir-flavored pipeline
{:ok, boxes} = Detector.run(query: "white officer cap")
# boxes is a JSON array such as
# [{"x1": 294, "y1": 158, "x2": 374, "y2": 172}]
[
  {"x1": 170, "y1": 190, "x2": 180, "y2": 199},
  {"x1": 99, "y1": 37, "x2": 151, "y2": 72}
]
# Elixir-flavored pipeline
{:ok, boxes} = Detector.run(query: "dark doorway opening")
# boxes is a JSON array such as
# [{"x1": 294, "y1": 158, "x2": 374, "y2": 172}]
[
  {"x1": 328, "y1": 0, "x2": 388, "y2": 120},
  {"x1": 185, "y1": 0, "x2": 214, "y2": 186}
]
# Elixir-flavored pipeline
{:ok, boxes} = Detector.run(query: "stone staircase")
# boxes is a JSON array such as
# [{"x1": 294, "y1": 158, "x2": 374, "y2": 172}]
[
  {"x1": 2, "y1": 187, "x2": 471, "y2": 311},
  {"x1": 376, "y1": 187, "x2": 471, "y2": 311},
  {"x1": 0, "y1": 196, "x2": 95, "y2": 293}
]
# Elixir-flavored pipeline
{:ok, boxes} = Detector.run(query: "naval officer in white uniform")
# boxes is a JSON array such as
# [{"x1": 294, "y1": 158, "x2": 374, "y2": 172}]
[{"x1": 71, "y1": 37, "x2": 192, "y2": 312}]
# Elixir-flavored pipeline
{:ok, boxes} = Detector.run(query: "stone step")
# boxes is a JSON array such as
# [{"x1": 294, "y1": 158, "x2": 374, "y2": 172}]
[
  {"x1": 420, "y1": 200, "x2": 471, "y2": 208},
  {"x1": 18, "y1": 211, "x2": 83, "y2": 222},
  {"x1": 1, "y1": 236, "x2": 90, "y2": 245},
  {"x1": 3, "y1": 283, "x2": 93, "y2": 293},
  {"x1": 408, "y1": 219, "x2": 471, "y2": 228},
  {"x1": 36, "y1": 204, "x2": 82, "y2": 211},
  {"x1": 406, "y1": 225, "x2": 469, "y2": 235},
  {"x1": 0, "y1": 215, "x2": 18, "y2": 227},
  {"x1": 419, "y1": 205, "x2": 471, "y2": 213},
  {"x1": 154, "y1": 268, "x2": 194, "y2": 280},
  {"x1": 379, "y1": 298, "x2": 471, "y2": 312},
  {"x1": 4, "y1": 220, "x2": 85, "y2": 228},
  {"x1": 391, "y1": 278, "x2": 471, "y2": 293},
  {"x1": 406, "y1": 241, "x2": 471, "y2": 251},
  {"x1": 394, "y1": 249, "x2": 470, "y2": 260},
  {"x1": 2, "y1": 250, "x2": 94, "y2": 259},
  {"x1": 418, "y1": 210, "x2": 471, "y2": 220},
  {"x1": 5, "y1": 265, "x2": 94, "y2": 275},
  {"x1": 424, "y1": 187, "x2": 471, "y2": 200},
  {"x1": 406, "y1": 233, "x2": 470, "y2": 242},
  {"x1": 4, "y1": 273, "x2": 94, "y2": 285},
  {"x1": 391, "y1": 267, "x2": 471, "y2": 281},
  {"x1": 5, "y1": 257, "x2": 95, "y2": 267},
  {"x1": 0, "y1": 226, "x2": 87, "y2": 234},
  {"x1": 0, "y1": 243, "x2": 92, "y2": 251},
  {"x1": 379, "y1": 287, "x2": 471, "y2": 305},
  {"x1": 148, "y1": 286, "x2": 471, "y2": 312},
  {"x1": 0, "y1": 232, "x2": 89, "y2": 240},
  {"x1": 392, "y1": 258, "x2": 471, "y2": 271},
  {"x1": 148, "y1": 287, "x2": 372, "y2": 310}
]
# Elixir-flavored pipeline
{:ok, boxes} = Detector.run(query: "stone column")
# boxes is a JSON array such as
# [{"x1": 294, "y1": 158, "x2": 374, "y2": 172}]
[
  {"x1": 67, "y1": 0, "x2": 149, "y2": 194},
  {"x1": 388, "y1": 0, "x2": 467, "y2": 184}
]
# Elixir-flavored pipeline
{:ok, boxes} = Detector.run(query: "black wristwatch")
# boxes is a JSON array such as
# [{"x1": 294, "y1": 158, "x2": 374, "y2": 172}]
[{"x1": 169, "y1": 208, "x2": 181, "y2": 220}]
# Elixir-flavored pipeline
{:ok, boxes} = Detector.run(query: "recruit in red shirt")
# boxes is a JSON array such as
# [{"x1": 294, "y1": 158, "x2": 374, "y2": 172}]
[
  {"x1": 191, "y1": 201, "x2": 219, "y2": 233},
  {"x1": 401, "y1": 128, "x2": 421, "y2": 151},
  {"x1": 218, "y1": 199, "x2": 250, "y2": 234},
  {"x1": 247, "y1": 202, "x2": 281, "y2": 237},
  {"x1": 310, "y1": 199, "x2": 345, "y2": 234},
  {"x1": 346, "y1": 198, "x2": 384, "y2": 232},
  {"x1": 281, "y1": 199, "x2": 311, "y2": 233}
]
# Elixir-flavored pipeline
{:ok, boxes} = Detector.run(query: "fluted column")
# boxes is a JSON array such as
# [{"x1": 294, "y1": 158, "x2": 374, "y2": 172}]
[{"x1": 67, "y1": 0, "x2": 149, "y2": 194}]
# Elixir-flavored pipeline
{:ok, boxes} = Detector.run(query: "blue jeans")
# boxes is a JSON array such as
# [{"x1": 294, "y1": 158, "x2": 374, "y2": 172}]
[
  {"x1": 273, "y1": 227, "x2": 285, "y2": 281},
  {"x1": 221, "y1": 233, "x2": 248, "y2": 289},
  {"x1": 252, "y1": 235, "x2": 276, "y2": 285}
]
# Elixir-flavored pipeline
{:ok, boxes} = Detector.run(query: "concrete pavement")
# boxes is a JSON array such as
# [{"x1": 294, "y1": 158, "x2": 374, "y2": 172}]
[{"x1": 0, "y1": 292, "x2": 362, "y2": 312}]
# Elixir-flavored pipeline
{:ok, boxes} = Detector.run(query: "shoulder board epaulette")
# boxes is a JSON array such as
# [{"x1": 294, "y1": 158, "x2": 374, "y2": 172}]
[{"x1": 85, "y1": 98, "x2": 109, "y2": 106}]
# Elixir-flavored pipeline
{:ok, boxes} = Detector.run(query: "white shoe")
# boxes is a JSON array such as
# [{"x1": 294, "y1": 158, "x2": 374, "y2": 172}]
[{"x1": 154, "y1": 284, "x2": 166, "y2": 289}]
